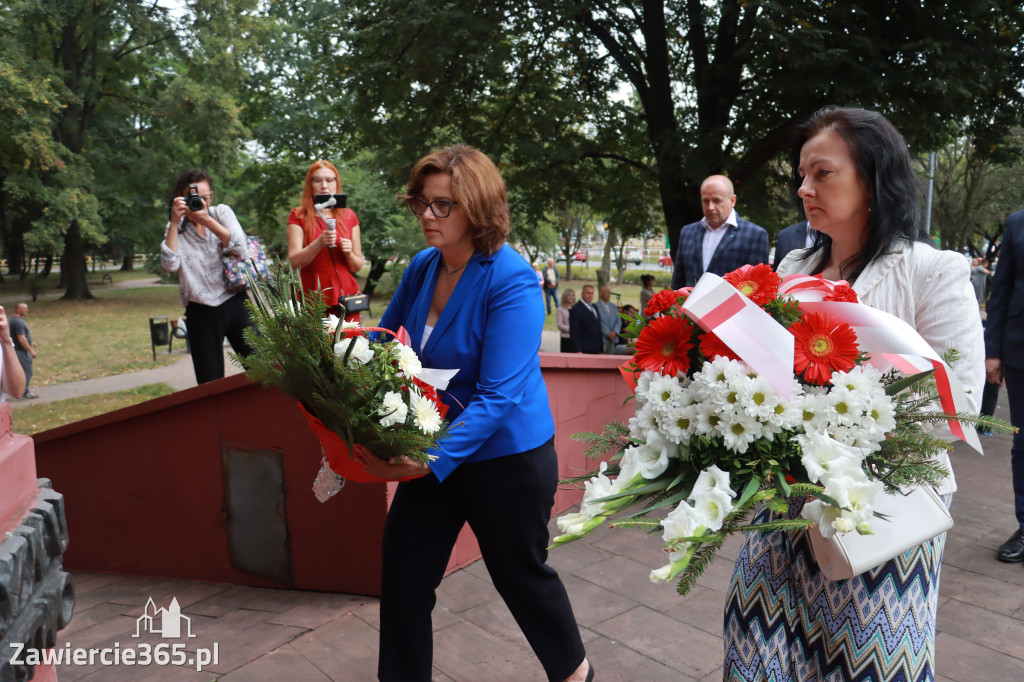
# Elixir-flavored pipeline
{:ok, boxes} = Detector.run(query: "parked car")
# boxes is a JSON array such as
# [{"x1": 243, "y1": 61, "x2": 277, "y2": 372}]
[
  {"x1": 556, "y1": 252, "x2": 567, "y2": 262},
  {"x1": 626, "y1": 248, "x2": 644, "y2": 265},
  {"x1": 573, "y1": 250, "x2": 588, "y2": 262},
  {"x1": 658, "y1": 253, "x2": 673, "y2": 267}
]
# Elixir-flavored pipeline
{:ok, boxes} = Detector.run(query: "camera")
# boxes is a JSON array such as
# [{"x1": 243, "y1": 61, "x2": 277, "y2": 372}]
[{"x1": 185, "y1": 184, "x2": 205, "y2": 211}]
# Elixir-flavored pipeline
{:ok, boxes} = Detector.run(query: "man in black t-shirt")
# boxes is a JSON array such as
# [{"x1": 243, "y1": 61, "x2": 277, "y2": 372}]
[{"x1": 10, "y1": 302, "x2": 37, "y2": 399}]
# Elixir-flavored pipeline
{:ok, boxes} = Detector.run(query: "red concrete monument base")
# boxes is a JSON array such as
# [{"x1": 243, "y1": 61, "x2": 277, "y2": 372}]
[
  {"x1": 32, "y1": 353, "x2": 633, "y2": 595},
  {"x1": 1, "y1": 402, "x2": 72, "y2": 682}
]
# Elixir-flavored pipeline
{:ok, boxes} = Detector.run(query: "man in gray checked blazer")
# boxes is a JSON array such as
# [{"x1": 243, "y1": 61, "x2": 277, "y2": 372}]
[{"x1": 670, "y1": 175, "x2": 770, "y2": 289}]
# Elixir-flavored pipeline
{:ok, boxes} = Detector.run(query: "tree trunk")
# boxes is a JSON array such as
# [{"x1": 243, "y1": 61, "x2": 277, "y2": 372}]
[
  {"x1": 120, "y1": 244, "x2": 135, "y2": 271},
  {"x1": 60, "y1": 220, "x2": 94, "y2": 300},
  {"x1": 362, "y1": 260, "x2": 389, "y2": 298},
  {"x1": 40, "y1": 255, "x2": 53, "y2": 278}
]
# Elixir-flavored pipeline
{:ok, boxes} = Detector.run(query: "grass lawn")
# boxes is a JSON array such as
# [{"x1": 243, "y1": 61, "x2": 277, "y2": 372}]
[
  {"x1": 6, "y1": 281, "x2": 184, "y2": 386},
  {"x1": 11, "y1": 383, "x2": 176, "y2": 435}
]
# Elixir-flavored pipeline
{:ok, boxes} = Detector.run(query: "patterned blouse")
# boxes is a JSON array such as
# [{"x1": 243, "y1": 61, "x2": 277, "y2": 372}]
[{"x1": 161, "y1": 204, "x2": 247, "y2": 308}]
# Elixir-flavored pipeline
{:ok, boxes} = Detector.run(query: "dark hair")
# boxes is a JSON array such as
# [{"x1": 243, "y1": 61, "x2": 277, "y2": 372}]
[
  {"x1": 401, "y1": 145, "x2": 509, "y2": 255},
  {"x1": 171, "y1": 169, "x2": 213, "y2": 200},
  {"x1": 792, "y1": 106, "x2": 925, "y2": 282},
  {"x1": 641, "y1": 274, "x2": 656, "y2": 287}
]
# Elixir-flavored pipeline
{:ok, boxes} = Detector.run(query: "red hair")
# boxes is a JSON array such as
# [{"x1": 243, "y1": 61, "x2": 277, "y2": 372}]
[{"x1": 295, "y1": 160, "x2": 353, "y2": 244}]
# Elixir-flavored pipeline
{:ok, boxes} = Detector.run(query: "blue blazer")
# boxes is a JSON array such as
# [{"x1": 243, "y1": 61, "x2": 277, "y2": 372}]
[
  {"x1": 772, "y1": 221, "x2": 810, "y2": 270},
  {"x1": 670, "y1": 216, "x2": 770, "y2": 289},
  {"x1": 986, "y1": 210, "x2": 1024, "y2": 369},
  {"x1": 379, "y1": 244, "x2": 555, "y2": 482}
]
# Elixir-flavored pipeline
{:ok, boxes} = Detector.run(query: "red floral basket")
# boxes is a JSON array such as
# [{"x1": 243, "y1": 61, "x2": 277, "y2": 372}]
[{"x1": 297, "y1": 403, "x2": 426, "y2": 483}]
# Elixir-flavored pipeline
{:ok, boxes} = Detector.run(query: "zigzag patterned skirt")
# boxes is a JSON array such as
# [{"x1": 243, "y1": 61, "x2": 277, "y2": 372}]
[{"x1": 723, "y1": 497, "x2": 948, "y2": 682}]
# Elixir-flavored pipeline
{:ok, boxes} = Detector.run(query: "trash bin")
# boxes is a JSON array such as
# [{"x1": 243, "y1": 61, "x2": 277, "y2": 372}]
[{"x1": 149, "y1": 316, "x2": 169, "y2": 360}]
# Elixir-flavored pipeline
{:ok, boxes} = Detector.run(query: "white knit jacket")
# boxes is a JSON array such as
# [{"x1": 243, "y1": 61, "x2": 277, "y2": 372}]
[{"x1": 779, "y1": 239, "x2": 986, "y2": 496}]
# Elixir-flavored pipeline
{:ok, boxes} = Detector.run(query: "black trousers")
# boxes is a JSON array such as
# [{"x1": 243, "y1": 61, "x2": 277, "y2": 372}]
[
  {"x1": 185, "y1": 292, "x2": 253, "y2": 384},
  {"x1": 378, "y1": 438, "x2": 586, "y2": 681}
]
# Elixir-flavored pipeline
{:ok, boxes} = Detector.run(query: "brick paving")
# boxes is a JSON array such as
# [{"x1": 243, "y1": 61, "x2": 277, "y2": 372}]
[{"x1": 52, "y1": 415, "x2": 1024, "y2": 681}]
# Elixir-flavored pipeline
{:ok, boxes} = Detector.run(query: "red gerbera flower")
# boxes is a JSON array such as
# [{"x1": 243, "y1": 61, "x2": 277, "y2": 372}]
[
  {"x1": 699, "y1": 331, "x2": 740, "y2": 361},
  {"x1": 723, "y1": 263, "x2": 781, "y2": 307},
  {"x1": 634, "y1": 315, "x2": 695, "y2": 377},
  {"x1": 645, "y1": 289, "x2": 685, "y2": 317},
  {"x1": 823, "y1": 283, "x2": 858, "y2": 303},
  {"x1": 789, "y1": 312, "x2": 859, "y2": 385}
]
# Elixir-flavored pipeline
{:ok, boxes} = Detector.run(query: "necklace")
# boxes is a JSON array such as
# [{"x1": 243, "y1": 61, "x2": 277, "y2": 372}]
[{"x1": 442, "y1": 256, "x2": 469, "y2": 276}]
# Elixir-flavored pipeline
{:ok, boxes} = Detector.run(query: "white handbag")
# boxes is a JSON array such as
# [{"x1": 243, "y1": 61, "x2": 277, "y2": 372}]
[{"x1": 808, "y1": 486, "x2": 953, "y2": 581}]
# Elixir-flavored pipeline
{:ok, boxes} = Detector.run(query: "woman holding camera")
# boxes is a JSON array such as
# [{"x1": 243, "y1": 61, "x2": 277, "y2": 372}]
[
  {"x1": 161, "y1": 169, "x2": 253, "y2": 384},
  {"x1": 287, "y1": 160, "x2": 365, "y2": 320}
]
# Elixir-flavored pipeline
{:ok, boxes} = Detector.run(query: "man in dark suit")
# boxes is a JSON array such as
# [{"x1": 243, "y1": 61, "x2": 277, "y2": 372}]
[
  {"x1": 986, "y1": 208, "x2": 1024, "y2": 563},
  {"x1": 569, "y1": 284, "x2": 602, "y2": 354},
  {"x1": 772, "y1": 220, "x2": 814, "y2": 270},
  {"x1": 670, "y1": 175, "x2": 770, "y2": 289}
]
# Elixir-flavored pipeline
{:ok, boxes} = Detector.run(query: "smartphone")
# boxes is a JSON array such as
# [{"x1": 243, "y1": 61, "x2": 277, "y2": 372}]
[{"x1": 314, "y1": 193, "x2": 347, "y2": 208}]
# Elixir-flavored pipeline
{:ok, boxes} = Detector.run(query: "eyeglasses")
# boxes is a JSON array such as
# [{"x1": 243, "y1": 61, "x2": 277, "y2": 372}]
[{"x1": 406, "y1": 197, "x2": 458, "y2": 218}]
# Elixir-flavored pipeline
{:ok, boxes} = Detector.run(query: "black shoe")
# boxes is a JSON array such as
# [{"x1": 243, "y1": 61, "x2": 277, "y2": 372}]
[{"x1": 997, "y1": 529, "x2": 1024, "y2": 562}]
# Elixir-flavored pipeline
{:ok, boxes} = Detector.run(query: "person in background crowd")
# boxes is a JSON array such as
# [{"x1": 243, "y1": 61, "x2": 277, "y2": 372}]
[
  {"x1": 639, "y1": 275, "x2": 656, "y2": 317},
  {"x1": 543, "y1": 257, "x2": 560, "y2": 314},
  {"x1": 9, "y1": 302, "x2": 37, "y2": 399},
  {"x1": 557, "y1": 288, "x2": 576, "y2": 352},
  {"x1": 569, "y1": 284, "x2": 602, "y2": 354},
  {"x1": 671, "y1": 174, "x2": 769, "y2": 289},
  {"x1": 595, "y1": 285, "x2": 622, "y2": 354},
  {"x1": 985, "y1": 208, "x2": 1024, "y2": 563},
  {"x1": 772, "y1": 220, "x2": 815, "y2": 270},
  {"x1": 357, "y1": 145, "x2": 592, "y2": 682},
  {"x1": 161, "y1": 169, "x2": 253, "y2": 384},
  {"x1": 972, "y1": 257, "x2": 992, "y2": 306},
  {"x1": 0, "y1": 305, "x2": 27, "y2": 401},
  {"x1": 725, "y1": 105, "x2": 983, "y2": 681},
  {"x1": 287, "y1": 160, "x2": 365, "y2": 321}
]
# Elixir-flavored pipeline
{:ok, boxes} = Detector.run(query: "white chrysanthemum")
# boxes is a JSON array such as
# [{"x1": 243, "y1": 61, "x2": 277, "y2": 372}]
[
  {"x1": 864, "y1": 394, "x2": 897, "y2": 440},
  {"x1": 658, "y1": 404, "x2": 698, "y2": 445},
  {"x1": 409, "y1": 391, "x2": 442, "y2": 434},
  {"x1": 796, "y1": 429, "x2": 867, "y2": 484},
  {"x1": 719, "y1": 411, "x2": 763, "y2": 453},
  {"x1": 394, "y1": 343, "x2": 423, "y2": 378},
  {"x1": 378, "y1": 391, "x2": 408, "y2": 428},
  {"x1": 826, "y1": 385, "x2": 869, "y2": 427},
  {"x1": 738, "y1": 374, "x2": 783, "y2": 421},
  {"x1": 693, "y1": 403, "x2": 725, "y2": 438},
  {"x1": 629, "y1": 403, "x2": 660, "y2": 439},
  {"x1": 647, "y1": 374, "x2": 685, "y2": 411},
  {"x1": 634, "y1": 370, "x2": 661, "y2": 410},
  {"x1": 335, "y1": 335, "x2": 374, "y2": 365},
  {"x1": 794, "y1": 391, "x2": 831, "y2": 433},
  {"x1": 830, "y1": 364, "x2": 883, "y2": 394},
  {"x1": 636, "y1": 430, "x2": 673, "y2": 479},
  {"x1": 322, "y1": 314, "x2": 341, "y2": 334}
]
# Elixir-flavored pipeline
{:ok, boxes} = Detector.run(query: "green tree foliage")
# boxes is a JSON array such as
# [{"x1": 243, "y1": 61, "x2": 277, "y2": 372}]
[
  {"x1": 918, "y1": 131, "x2": 1024, "y2": 255},
  {"x1": 1, "y1": 0, "x2": 256, "y2": 297},
  {"x1": 328, "y1": 0, "x2": 1024, "y2": 257}
]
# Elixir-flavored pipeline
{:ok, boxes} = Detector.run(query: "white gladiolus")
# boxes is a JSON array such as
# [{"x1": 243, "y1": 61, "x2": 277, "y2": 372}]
[{"x1": 797, "y1": 430, "x2": 867, "y2": 484}]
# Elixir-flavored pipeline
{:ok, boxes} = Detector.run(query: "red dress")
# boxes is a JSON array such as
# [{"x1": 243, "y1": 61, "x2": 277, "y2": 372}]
[{"x1": 287, "y1": 207, "x2": 361, "y2": 318}]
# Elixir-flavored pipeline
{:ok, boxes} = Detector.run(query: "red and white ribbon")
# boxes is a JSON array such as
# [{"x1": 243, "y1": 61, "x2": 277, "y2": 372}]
[
  {"x1": 781, "y1": 274, "x2": 982, "y2": 453},
  {"x1": 680, "y1": 274, "x2": 795, "y2": 400}
]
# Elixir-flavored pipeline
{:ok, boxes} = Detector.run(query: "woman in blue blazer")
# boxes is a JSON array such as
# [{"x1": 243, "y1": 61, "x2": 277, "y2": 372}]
[{"x1": 357, "y1": 146, "x2": 592, "y2": 682}]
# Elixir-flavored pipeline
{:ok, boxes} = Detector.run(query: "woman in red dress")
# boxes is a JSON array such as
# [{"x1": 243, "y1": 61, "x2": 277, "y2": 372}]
[{"x1": 287, "y1": 160, "x2": 365, "y2": 320}]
